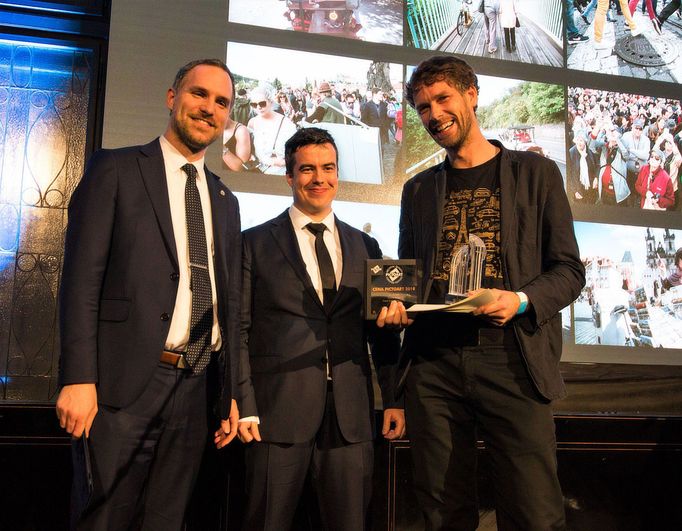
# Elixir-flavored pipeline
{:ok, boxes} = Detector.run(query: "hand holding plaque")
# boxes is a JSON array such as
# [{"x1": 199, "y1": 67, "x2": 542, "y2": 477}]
[{"x1": 365, "y1": 259, "x2": 421, "y2": 319}]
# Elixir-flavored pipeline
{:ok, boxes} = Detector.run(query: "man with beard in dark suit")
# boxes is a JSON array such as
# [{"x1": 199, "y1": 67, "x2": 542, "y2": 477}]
[{"x1": 56, "y1": 58, "x2": 242, "y2": 530}]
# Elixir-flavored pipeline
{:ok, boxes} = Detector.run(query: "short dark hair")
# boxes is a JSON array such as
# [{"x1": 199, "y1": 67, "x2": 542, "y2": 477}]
[
  {"x1": 172, "y1": 59, "x2": 235, "y2": 102},
  {"x1": 405, "y1": 55, "x2": 479, "y2": 109},
  {"x1": 285, "y1": 127, "x2": 338, "y2": 175}
]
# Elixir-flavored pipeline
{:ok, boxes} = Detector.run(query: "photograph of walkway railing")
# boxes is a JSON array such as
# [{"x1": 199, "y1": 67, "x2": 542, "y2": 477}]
[{"x1": 406, "y1": 0, "x2": 563, "y2": 67}]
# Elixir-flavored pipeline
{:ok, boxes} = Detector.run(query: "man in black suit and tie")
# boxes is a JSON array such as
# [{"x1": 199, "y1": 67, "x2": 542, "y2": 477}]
[
  {"x1": 55, "y1": 59, "x2": 242, "y2": 530},
  {"x1": 378, "y1": 55, "x2": 585, "y2": 530},
  {"x1": 237, "y1": 127, "x2": 405, "y2": 531}
]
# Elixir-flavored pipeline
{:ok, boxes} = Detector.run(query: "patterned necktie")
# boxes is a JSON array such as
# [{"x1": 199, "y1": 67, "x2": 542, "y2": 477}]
[
  {"x1": 182, "y1": 163, "x2": 212, "y2": 373},
  {"x1": 306, "y1": 222, "x2": 337, "y2": 310}
]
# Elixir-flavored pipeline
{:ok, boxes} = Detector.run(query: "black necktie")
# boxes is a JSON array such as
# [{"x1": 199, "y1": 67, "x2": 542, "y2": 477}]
[
  {"x1": 182, "y1": 163, "x2": 212, "y2": 373},
  {"x1": 306, "y1": 222, "x2": 337, "y2": 310}
]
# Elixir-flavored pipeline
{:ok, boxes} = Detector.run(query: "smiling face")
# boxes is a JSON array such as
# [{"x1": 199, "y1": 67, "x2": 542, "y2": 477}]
[
  {"x1": 287, "y1": 143, "x2": 338, "y2": 221},
  {"x1": 165, "y1": 64, "x2": 233, "y2": 159},
  {"x1": 250, "y1": 94, "x2": 272, "y2": 117},
  {"x1": 649, "y1": 153, "x2": 662, "y2": 172},
  {"x1": 413, "y1": 80, "x2": 476, "y2": 156}
]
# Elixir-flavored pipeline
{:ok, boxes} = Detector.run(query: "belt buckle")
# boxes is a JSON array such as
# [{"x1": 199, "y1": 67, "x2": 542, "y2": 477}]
[{"x1": 175, "y1": 354, "x2": 189, "y2": 369}]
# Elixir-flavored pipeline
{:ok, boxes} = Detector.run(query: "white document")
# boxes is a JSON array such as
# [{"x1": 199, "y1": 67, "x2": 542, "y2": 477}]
[{"x1": 407, "y1": 289, "x2": 496, "y2": 314}]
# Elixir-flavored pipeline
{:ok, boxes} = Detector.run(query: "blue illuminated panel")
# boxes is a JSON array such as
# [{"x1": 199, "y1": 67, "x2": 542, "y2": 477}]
[
  {"x1": 0, "y1": 1, "x2": 106, "y2": 17},
  {"x1": 0, "y1": 36, "x2": 95, "y2": 402}
]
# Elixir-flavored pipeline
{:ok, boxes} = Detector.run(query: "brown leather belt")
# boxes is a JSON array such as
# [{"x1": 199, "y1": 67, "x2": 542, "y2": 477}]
[{"x1": 160, "y1": 350, "x2": 189, "y2": 369}]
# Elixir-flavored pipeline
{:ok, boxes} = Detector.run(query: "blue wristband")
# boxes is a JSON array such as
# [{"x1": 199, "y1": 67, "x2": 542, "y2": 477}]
[{"x1": 515, "y1": 292, "x2": 529, "y2": 315}]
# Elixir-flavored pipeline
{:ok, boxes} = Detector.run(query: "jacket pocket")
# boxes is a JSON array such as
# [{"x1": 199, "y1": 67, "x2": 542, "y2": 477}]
[{"x1": 98, "y1": 298, "x2": 131, "y2": 322}]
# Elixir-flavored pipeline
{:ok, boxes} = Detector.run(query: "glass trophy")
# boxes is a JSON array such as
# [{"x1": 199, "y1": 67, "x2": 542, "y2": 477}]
[{"x1": 446, "y1": 234, "x2": 486, "y2": 302}]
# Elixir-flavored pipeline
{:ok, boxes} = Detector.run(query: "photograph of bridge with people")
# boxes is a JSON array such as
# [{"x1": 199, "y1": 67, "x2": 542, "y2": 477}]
[
  {"x1": 224, "y1": 42, "x2": 403, "y2": 185},
  {"x1": 402, "y1": 74, "x2": 566, "y2": 182},
  {"x1": 228, "y1": 0, "x2": 403, "y2": 45},
  {"x1": 566, "y1": 86, "x2": 682, "y2": 210},
  {"x1": 573, "y1": 222, "x2": 682, "y2": 353},
  {"x1": 566, "y1": 0, "x2": 682, "y2": 83},
  {"x1": 406, "y1": 0, "x2": 563, "y2": 66}
]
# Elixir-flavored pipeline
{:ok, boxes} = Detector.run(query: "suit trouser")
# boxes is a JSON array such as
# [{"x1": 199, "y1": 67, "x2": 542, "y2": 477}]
[
  {"x1": 405, "y1": 344, "x2": 565, "y2": 531},
  {"x1": 71, "y1": 363, "x2": 210, "y2": 531},
  {"x1": 242, "y1": 387, "x2": 374, "y2": 531}
]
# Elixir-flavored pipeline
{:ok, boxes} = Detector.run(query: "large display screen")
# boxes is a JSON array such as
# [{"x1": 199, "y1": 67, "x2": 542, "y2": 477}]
[{"x1": 102, "y1": 0, "x2": 682, "y2": 411}]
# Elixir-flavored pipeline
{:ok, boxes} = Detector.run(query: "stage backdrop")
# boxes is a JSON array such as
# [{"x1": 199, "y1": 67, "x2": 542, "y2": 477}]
[{"x1": 3, "y1": 0, "x2": 681, "y2": 414}]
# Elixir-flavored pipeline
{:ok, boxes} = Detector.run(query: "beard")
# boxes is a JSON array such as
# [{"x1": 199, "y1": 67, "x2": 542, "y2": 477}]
[
  {"x1": 171, "y1": 114, "x2": 218, "y2": 154},
  {"x1": 429, "y1": 112, "x2": 472, "y2": 153}
]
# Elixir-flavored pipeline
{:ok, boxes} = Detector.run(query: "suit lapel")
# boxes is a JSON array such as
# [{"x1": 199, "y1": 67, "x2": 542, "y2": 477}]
[
  {"x1": 332, "y1": 218, "x2": 360, "y2": 312},
  {"x1": 270, "y1": 211, "x2": 324, "y2": 312},
  {"x1": 206, "y1": 168, "x2": 227, "y2": 266},
  {"x1": 497, "y1": 142, "x2": 517, "y2": 259},
  {"x1": 138, "y1": 139, "x2": 178, "y2": 268},
  {"x1": 420, "y1": 163, "x2": 447, "y2": 301}
]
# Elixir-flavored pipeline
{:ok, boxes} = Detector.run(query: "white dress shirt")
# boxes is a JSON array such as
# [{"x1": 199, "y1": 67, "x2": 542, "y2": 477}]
[
  {"x1": 288, "y1": 205, "x2": 342, "y2": 300},
  {"x1": 159, "y1": 135, "x2": 221, "y2": 352}
]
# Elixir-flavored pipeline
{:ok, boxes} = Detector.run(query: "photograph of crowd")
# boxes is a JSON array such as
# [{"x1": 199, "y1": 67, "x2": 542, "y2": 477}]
[
  {"x1": 224, "y1": 42, "x2": 403, "y2": 184},
  {"x1": 567, "y1": 87, "x2": 682, "y2": 210},
  {"x1": 228, "y1": 0, "x2": 403, "y2": 45},
  {"x1": 403, "y1": 74, "x2": 565, "y2": 181},
  {"x1": 406, "y1": 0, "x2": 563, "y2": 67},
  {"x1": 235, "y1": 191, "x2": 401, "y2": 257},
  {"x1": 574, "y1": 222, "x2": 682, "y2": 350},
  {"x1": 566, "y1": 0, "x2": 682, "y2": 83}
]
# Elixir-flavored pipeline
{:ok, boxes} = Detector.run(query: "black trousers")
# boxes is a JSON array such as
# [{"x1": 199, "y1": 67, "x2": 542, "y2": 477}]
[
  {"x1": 503, "y1": 27, "x2": 516, "y2": 51},
  {"x1": 242, "y1": 387, "x2": 374, "y2": 531},
  {"x1": 405, "y1": 345, "x2": 565, "y2": 531},
  {"x1": 71, "y1": 363, "x2": 211, "y2": 531},
  {"x1": 659, "y1": 0, "x2": 681, "y2": 23}
]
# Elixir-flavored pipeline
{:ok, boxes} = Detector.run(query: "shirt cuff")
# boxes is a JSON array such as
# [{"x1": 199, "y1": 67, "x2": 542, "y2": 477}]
[{"x1": 239, "y1": 416, "x2": 260, "y2": 424}]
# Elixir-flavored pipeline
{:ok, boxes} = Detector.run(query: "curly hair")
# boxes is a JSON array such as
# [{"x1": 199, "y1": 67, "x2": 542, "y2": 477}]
[{"x1": 405, "y1": 55, "x2": 479, "y2": 109}]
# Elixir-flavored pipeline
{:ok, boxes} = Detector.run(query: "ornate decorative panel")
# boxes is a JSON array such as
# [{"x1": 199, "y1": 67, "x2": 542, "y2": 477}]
[{"x1": 0, "y1": 38, "x2": 94, "y2": 402}]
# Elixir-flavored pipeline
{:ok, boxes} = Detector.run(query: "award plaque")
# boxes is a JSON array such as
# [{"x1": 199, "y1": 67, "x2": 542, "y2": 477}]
[
  {"x1": 447, "y1": 234, "x2": 487, "y2": 301},
  {"x1": 365, "y1": 259, "x2": 421, "y2": 319}
]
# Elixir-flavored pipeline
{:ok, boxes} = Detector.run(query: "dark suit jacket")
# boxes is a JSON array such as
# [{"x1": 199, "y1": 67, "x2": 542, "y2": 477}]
[
  {"x1": 398, "y1": 141, "x2": 585, "y2": 401},
  {"x1": 238, "y1": 210, "x2": 400, "y2": 444},
  {"x1": 58, "y1": 139, "x2": 241, "y2": 419}
]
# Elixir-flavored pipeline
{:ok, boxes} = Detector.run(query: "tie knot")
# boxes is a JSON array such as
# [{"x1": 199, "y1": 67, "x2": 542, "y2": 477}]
[
  {"x1": 182, "y1": 163, "x2": 198, "y2": 179},
  {"x1": 306, "y1": 223, "x2": 327, "y2": 237}
]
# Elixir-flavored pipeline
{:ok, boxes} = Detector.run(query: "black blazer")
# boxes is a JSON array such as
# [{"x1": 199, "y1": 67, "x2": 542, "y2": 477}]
[
  {"x1": 238, "y1": 210, "x2": 400, "y2": 444},
  {"x1": 398, "y1": 141, "x2": 585, "y2": 400},
  {"x1": 58, "y1": 139, "x2": 241, "y2": 419}
]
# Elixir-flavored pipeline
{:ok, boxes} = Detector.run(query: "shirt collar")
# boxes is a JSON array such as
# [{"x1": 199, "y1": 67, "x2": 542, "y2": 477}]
[
  {"x1": 159, "y1": 135, "x2": 206, "y2": 177},
  {"x1": 288, "y1": 205, "x2": 336, "y2": 235}
]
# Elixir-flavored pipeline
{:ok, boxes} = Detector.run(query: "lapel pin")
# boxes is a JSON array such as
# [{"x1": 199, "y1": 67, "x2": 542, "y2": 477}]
[{"x1": 220, "y1": 190, "x2": 225, "y2": 196}]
